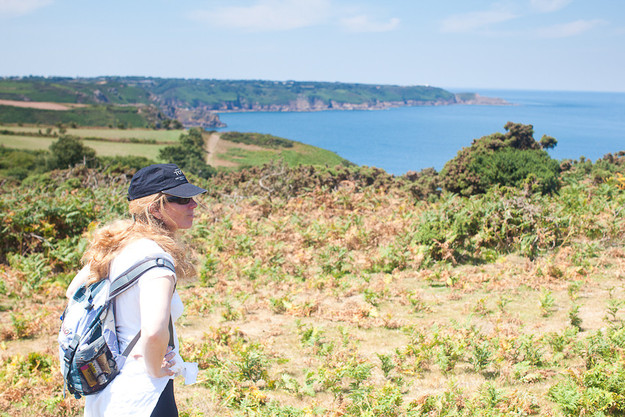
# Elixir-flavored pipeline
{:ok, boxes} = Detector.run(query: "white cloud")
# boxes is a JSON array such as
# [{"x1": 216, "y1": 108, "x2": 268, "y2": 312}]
[
  {"x1": 339, "y1": 15, "x2": 400, "y2": 33},
  {"x1": 190, "y1": 0, "x2": 399, "y2": 33},
  {"x1": 440, "y1": 9, "x2": 519, "y2": 33},
  {"x1": 534, "y1": 19, "x2": 606, "y2": 38},
  {"x1": 530, "y1": 0, "x2": 572, "y2": 13},
  {"x1": 190, "y1": 0, "x2": 332, "y2": 32},
  {"x1": 0, "y1": 0, "x2": 52, "y2": 18}
]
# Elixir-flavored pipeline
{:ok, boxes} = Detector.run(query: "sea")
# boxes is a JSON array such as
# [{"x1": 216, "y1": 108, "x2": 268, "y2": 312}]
[{"x1": 215, "y1": 90, "x2": 625, "y2": 176}]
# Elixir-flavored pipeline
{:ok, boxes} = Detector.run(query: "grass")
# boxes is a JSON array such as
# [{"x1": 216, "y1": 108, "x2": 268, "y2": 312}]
[
  {"x1": 68, "y1": 127, "x2": 183, "y2": 142},
  {"x1": 1, "y1": 126, "x2": 350, "y2": 170},
  {"x1": 0, "y1": 134, "x2": 57, "y2": 150},
  {"x1": 217, "y1": 143, "x2": 346, "y2": 168},
  {"x1": 1, "y1": 125, "x2": 184, "y2": 142},
  {"x1": 80, "y1": 139, "x2": 165, "y2": 159},
  {"x1": 0, "y1": 104, "x2": 150, "y2": 128},
  {"x1": 0, "y1": 133, "x2": 166, "y2": 160}
]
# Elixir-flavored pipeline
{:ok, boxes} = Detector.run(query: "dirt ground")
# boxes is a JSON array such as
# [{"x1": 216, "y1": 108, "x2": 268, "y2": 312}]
[{"x1": 0, "y1": 99, "x2": 87, "y2": 111}]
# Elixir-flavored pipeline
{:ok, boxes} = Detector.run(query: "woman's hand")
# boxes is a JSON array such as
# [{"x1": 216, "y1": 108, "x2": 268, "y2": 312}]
[{"x1": 160, "y1": 346, "x2": 176, "y2": 377}]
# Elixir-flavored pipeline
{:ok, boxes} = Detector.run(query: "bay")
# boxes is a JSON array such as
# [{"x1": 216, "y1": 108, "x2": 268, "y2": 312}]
[{"x1": 216, "y1": 90, "x2": 625, "y2": 176}]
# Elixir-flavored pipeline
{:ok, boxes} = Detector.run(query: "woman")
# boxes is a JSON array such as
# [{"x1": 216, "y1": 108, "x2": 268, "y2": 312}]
[{"x1": 67, "y1": 163, "x2": 205, "y2": 417}]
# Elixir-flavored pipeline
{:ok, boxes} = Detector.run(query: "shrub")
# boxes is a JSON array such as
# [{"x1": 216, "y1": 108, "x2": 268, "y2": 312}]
[
  {"x1": 413, "y1": 187, "x2": 562, "y2": 262},
  {"x1": 0, "y1": 147, "x2": 47, "y2": 180},
  {"x1": 403, "y1": 167, "x2": 440, "y2": 200},
  {"x1": 47, "y1": 135, "x2": 97, "y2": 170},
  {"x1": 221, "y1": 131, "x2": 294, "y2": 149},
  {"x1": 159, "y1": 128, "x2": 216, "y2": 178},
  {"x1": 0, "y1": 185, "x2": 100, "y2": 262},
  {"x1": 439, "y1": 122, "x2": 560, "y2": 196},
  {"x1": 468, "y1": 148, "x2": 560, "y2": 194},
  {"x1": 97, "y1": 155, "x2": 155, "y2": 174}
]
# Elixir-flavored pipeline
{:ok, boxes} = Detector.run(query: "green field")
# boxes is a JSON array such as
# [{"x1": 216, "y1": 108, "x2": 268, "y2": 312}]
[
  {"x1": 80, "y1": 139, "x2": 165, "y2": 159},
  {"x1": 0, "y1": 126, "x2": 351, "y2": 171},
  {"x1": 218, "y1": 142, "x2": 347, "y2": 168},
  {"x1": 0, "y1": 133, "x2": 56, "y2": 151},
  {"x1": 0, "y1": 133, "x2": 166, "y2": 160},
  {"x1": 67, "y1": 127, "x2": 183, "y2": 142},
  {"x1": 1, "y1": 125, "x2": 184, "y2": 142},
  {"x1": 0, "y1": 104, "x2": 154, "y2": 128}
]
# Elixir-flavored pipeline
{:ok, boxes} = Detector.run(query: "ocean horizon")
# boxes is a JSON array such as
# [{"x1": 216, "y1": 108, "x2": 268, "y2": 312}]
[{"x1": 216, "y1": 89, "x2": 625, "y2": 176}]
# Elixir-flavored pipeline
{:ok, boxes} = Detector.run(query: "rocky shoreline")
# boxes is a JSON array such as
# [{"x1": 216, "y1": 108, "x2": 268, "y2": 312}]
[
  {"x1": 454, "y1": 93, "x2": 510, "y2": 106},
  {"x1": 176, "y1": 93, "x2": 509, "y2": 128}
]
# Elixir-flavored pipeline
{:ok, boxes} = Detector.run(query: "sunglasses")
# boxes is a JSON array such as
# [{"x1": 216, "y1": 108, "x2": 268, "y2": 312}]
[{"x1": 165, "y1": 196, "x2": 194, "y2": 205}]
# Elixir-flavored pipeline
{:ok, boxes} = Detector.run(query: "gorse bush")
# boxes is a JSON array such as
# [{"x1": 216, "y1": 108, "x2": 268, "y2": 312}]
[
  {"x1": 0, "y1": 188, "x2": 97, "y2": 262},
  {"x1": 0, "y1": 166, "x2": 128, "y2": 269},
  {"x1": 440, "y1": 122, "x2": 561, "y2": 196},
  {"x1": 414, "y1": 186, "x2": 563, "y2": 262},
  {"x1": 468, "y1": 148, "x2": 561, "y2": 194}
]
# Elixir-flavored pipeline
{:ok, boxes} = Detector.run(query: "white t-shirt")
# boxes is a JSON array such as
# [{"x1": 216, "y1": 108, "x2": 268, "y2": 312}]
[{"x1": 84, "y1": 238, "x2": 183, "y2": 417}]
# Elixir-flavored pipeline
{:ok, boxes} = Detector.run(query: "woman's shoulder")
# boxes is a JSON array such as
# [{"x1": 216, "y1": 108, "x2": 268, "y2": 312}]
[
  {"x1": 110, "y1": 238, "x2": 175, "y2": 277},
  {"x1": 123, "y1": 238, "x2": 168, "y2": 255}
]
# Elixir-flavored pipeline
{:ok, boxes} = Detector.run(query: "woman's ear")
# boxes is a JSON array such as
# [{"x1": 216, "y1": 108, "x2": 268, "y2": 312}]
[{"x1": 149, "y1": 202, "x2": 163, "y2": 220}]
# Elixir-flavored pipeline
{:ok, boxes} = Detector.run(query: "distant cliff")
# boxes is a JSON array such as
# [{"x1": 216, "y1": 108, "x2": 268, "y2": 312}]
[
  {"x1": 454, "y1": 92, "x2": 510, "y2": 106},
  {"x1": 0, "y1": 77, "x2": 507, "y2": 128},
  {"x1": 165, "y1": 105, "x2": 226, "y2": 128},
  {"x1": 143, "y1": 79, "x2": 508, "y2": 120}
]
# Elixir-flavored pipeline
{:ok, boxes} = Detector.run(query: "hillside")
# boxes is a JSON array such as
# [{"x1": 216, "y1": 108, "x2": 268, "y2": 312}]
[
  {"x1": 0, "y1": 154, "x2": 624, "y2": 417},
  {"x1": 0, "y1": 125, "x2": 351, "y2": 174},
  {"x1": 0, "y1": 77, "x2": 501, "y2": 128},
  {"x1": 1, "y1": 121, "x2": 625, "y2": 416}
]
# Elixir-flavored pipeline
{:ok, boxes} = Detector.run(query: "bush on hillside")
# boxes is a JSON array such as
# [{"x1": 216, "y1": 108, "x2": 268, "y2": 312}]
[
  {"x1": 209, "y1": 162, "x2": 401, "y2": 199},
  {"x1": 47, "y1": 135, "x2": 97, "y2": 170},
  {"x1": 560, "y1": 152, "x2": 625, "y2": 185},
  {"x1": 159, "y1": 128, "x2": 216, "y2": 179},
  {"x1": 97, "y1": 155, "x2": 156, "y2": 175},
  {"x1": 403, "y1": 167, "x2": 440, "y2": 200},
  {"x1": 468, "y1": 148, "x2": 560, "y2": 194},
  {"x1": 413, "y1": 186, "x2": 563, "y2": 262},
  {"x1": 0, "y1": 147, "x2": 47, "y2": 181},
  {"x1": 221, "y1": 131, "x2": 294, "y2": 149},
  {"x1": 439, "y1": 122, "x2": 560, "y2": 196}
]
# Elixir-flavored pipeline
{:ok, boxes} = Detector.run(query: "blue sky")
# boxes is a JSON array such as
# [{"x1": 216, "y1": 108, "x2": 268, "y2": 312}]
[{"x1": 1, "y1": 0, "x2": 624, "y2": 92}]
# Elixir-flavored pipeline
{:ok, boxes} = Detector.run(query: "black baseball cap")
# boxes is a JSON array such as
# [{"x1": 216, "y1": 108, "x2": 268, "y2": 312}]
[{"x1": 127, "y1": 164, "x2": 207, "y2": 201}]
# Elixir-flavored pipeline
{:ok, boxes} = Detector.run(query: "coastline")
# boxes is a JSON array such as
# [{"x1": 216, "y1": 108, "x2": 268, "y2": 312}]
[{"x1": 207, "y1": 93, "x2": 510, "y2": 114}]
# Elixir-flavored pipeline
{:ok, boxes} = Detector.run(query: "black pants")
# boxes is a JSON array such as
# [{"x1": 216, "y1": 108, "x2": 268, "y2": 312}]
[{"x1": 150, "y1": 379, "x2": 178, "y2": 417}]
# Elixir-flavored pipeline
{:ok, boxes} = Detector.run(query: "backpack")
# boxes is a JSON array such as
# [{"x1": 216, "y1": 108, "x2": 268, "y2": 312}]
[{"x1": 58, "y1": 256, "x2": 175, "y2": 399}]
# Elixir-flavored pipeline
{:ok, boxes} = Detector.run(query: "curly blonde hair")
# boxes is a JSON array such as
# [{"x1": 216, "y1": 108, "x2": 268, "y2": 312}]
[{"x1": 81, "y1": 193, "x2": 196, "y2": 283}]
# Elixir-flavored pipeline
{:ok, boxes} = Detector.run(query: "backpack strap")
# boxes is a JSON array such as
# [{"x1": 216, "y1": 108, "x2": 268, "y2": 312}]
[
  {"x1": 107, "y1": 257, "x2": 176, "y2": 301},
  {"x1": 122, "y1": 316, "x2": 175, "y2": 359},
  {"x1": 123, "y1": 331, "x2": 142, "y2": 357},
  {"x1": 108, "y1": 257, "x2": 177, "y2": 357}
]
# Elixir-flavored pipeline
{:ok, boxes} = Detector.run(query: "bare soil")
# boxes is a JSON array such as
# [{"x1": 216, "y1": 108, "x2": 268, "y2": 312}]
[{"x1": 0, "y1": 99, "x2": 87, "y2": 111}]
